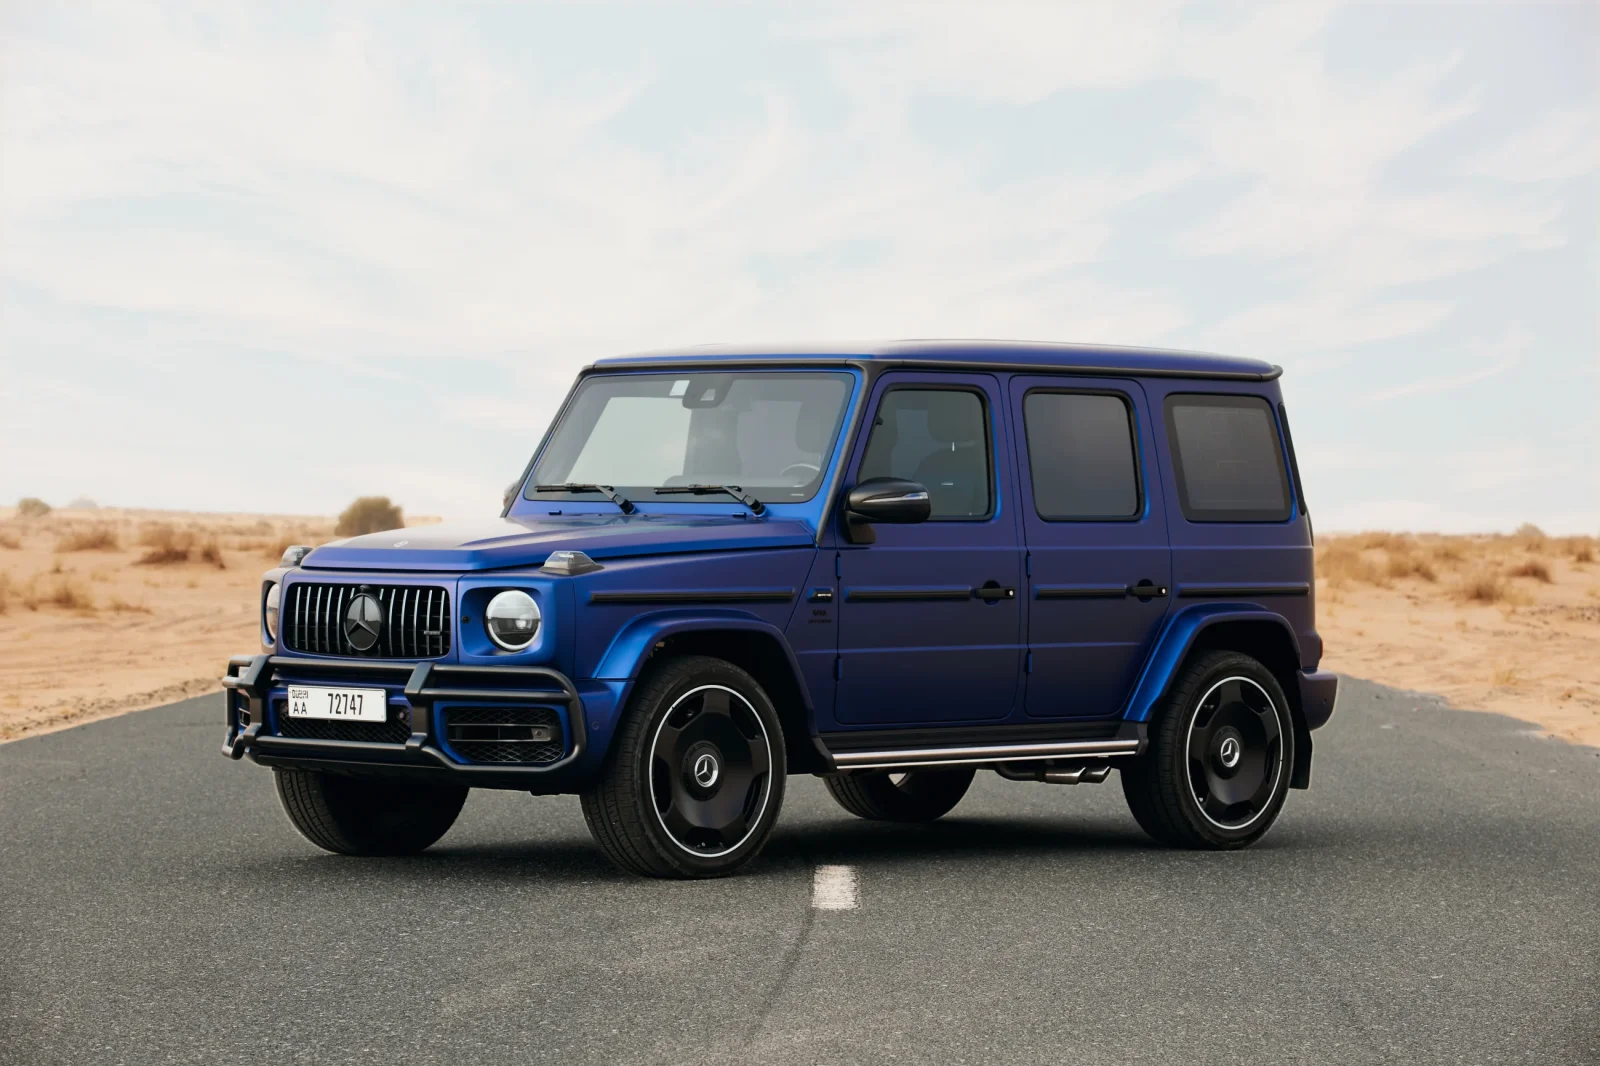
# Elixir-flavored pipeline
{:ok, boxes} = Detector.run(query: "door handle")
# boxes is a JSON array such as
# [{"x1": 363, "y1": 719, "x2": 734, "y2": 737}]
[
  {"x1": 1126, "y1": 580, "x2": 1168, "y2": 601},
  {"x1": 973, "y1": 583, "x2": 1016, "y2": 602}
]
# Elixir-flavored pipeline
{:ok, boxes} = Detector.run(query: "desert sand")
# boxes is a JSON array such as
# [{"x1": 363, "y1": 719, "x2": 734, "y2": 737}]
[{"x1": 1, "y1": 510, "x2": 1596, "y2": 747}]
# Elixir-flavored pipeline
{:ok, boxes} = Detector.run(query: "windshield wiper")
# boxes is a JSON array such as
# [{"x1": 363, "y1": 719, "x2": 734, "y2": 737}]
[
  {"x1": 530, "y1": 484, "x2": 636, "y2": 515},
  {"x1": 652, "y1": 484, "x2": 766, "y2": 516}
]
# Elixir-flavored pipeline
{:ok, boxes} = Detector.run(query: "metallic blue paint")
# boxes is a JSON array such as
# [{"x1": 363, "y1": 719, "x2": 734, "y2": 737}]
[
  {"x1": 231, "y1": 345, "x2": 1336, "y2": 795},
  {"x1": 1120, "y1": 603, "x2": 1303, "y2": 723}
]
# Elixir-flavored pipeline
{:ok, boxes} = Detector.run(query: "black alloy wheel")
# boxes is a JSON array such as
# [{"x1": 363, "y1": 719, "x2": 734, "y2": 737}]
[
  {"x1": 581, "y1": 655, "x2": 785, "y2": 878},
  {"x1": 1121, "y1": 650, "x2": 1294, "y2": 849},
  {"x1": 647, "y1": 684, "x2": 772, "y2": 857},
  {"x1": 1185, "y1": 674, "x2": 1282, "y2": 830}
]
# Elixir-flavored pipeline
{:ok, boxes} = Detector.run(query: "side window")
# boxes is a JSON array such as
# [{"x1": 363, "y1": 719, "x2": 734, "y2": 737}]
[
  {"x1": 1023, "y1": 392, "x2": 1140, "y2": 519},
  {"x1": 1164, "y1": 394, "x2": 1292, "y2": 522},
  {"x1": 859, "y1": 388, "x2": 992, "y2": 518}
]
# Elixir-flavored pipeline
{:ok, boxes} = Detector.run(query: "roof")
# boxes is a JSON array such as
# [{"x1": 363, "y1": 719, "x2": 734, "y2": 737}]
[{"x1": 592, "y1": 339, "x2": 1279, "y2": 381}]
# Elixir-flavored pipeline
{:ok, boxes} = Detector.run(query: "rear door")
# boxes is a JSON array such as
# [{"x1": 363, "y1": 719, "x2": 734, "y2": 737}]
[{"x1": 1010, "y1": 376, "x2": 1172, "y2": 718}]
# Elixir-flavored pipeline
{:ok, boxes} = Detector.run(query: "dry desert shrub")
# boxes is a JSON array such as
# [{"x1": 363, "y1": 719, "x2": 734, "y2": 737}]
[
  {"x1": 17, "y1": 497, "x2": 51, "y2": 518},
  {"x1": 0, "y1": 531, "x2": 20, "y2": 550},
  {"x1": 336, "y1": 496, "x2": 405, "y2": 537},
  {"x1": 135, "y1": 524, "x2": 223, "y2": 567},
  {"x1": 55, "y1": 525, "x2": 121, "y2": 552},
  {"x1": 137, "y1": 523, "x2": 192, "y2": 564},
  {"x1": 1317, "y1": 541, "x2": 1384, "y2": 587},
  {"x1": 108, "y1": 595, "x2": 153, "y2": 614},
  {"x1": 1456, "y1": 571, "x2": 1507, "y2": 604},
  {"x1": 0, "y1": 572, "x2": 11, "y2": 614},
  {"x1": 1384, "y1": 548, "x2": 1437, "y2": 583},
  {"x1": 1563, "y1": 536, "x2": 1595, "y2": 564},
  {"x1": 1429, "y1": 539, "x2": 1467, "y2": 566},
  {"x1": 198, "y1": 538, "x2": 226, "y2": 568},
  {"x1": 22, "y1": 573, "x2": 96, "y2": 612},
  {"x1": 1509, "y1": 559, "x2": 1552, "y2": 583},
  {"x1": 1349, "y1": 531, "x2": 1412, "y2": 553}
]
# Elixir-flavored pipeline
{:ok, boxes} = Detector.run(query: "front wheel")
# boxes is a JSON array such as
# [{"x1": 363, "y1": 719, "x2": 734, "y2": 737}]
[
  {"x1": 581, "y1": 655, "x2": 786, "y2": 878},
  {"x1": 274, "y1": 769, "x2": 468, "y2": 855},
  {"x1": 823, "y1": 767, "x2": 975, "y2": 822},
  {"x1": 1121, "y1": 650, "x2": 1294, "y2": 849}
]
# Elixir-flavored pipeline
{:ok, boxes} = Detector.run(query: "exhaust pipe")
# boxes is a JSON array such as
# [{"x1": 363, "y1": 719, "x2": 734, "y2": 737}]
[
  {"x1": 1042, "y1": 764, "x2": 1111, "y2": 785},
  {"x1": 993, "y1": 761, "x2": 1113, "y2": 784}
]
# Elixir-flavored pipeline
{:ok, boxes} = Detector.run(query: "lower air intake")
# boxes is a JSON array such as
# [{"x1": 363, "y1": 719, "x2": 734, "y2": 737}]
[
  {"x1": 274, "y1": 699, "x2": 412, "y2": 745},
  {"x1": 444, "y1": 706, "x2": 565, "y2": 764}
]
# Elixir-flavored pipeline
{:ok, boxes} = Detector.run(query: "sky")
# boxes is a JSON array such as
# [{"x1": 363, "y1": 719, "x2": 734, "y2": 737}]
[{"x1": 1, "y1": 1, "x2": 1595, "y2": 532}]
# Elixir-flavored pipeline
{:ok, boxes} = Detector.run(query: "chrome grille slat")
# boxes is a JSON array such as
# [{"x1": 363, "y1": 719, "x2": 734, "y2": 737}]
[{"x1": 282, "y1": 583, "x2": 451, "y2": 659}]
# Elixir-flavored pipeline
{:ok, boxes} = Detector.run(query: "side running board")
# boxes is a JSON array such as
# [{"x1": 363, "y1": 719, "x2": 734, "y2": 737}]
[{"x1": 819, "y1": 723, "x2": 1145, "y2": 772}]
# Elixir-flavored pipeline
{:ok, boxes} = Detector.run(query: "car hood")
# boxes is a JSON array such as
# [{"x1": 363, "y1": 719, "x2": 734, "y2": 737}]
[{"x1": 301, "y1": 514, "x2": 817, "y2": 572}]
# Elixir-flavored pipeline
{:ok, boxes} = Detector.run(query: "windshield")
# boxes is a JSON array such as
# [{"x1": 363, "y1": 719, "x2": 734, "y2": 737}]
[{"x1": 528, "y1": 371, "x2": 854, "y2": 505}]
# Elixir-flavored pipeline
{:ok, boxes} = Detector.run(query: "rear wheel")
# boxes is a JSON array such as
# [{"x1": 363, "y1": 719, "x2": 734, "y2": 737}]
[
  {"x1": 824, "y1": 767, "x2": 976, "y2": 822},
  {"x1": 581, "y1": 656, "x2": 785, "y2": 878},
  {"x1": 273, "y1": 769, "x2": 467, "y2": 856},
  {"x1": 1121, "y1": 650, "x2": 1294, "y2": 849}
]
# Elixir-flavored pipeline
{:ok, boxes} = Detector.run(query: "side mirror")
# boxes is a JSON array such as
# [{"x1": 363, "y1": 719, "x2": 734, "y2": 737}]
[{"x1": 844, "y1": 477, "x2": 931, "y2": 543}]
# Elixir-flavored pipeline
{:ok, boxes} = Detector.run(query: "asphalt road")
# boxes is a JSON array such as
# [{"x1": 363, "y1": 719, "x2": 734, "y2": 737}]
[{"x1": 2, "y1": 677, "x2": 1596, "y2": 1066}]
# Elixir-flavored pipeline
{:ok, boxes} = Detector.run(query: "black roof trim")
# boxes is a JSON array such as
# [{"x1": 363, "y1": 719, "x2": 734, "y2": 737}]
[{"x1": 581, "y1": 355, "x2": 1283, "y2": 383}]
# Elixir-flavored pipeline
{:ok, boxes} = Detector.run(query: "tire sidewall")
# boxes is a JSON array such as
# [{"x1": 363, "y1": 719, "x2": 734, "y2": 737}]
[
  {"x1": 627, "y1": 658, "x2": 787, "y2": 876},
  {"x1": 1171, "y1": 654, "x2": 1294, "y2": 846}
]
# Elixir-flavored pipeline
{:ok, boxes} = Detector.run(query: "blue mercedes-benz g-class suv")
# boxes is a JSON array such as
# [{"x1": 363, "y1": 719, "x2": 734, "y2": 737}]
[{"x1": 224, "y1": 340, "x2": 1337, "y2": 878}]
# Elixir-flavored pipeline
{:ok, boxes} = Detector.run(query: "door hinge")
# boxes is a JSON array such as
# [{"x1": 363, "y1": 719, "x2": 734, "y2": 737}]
[
  {"x1": 834, "y1": 656, "x2": 843, "y2": 681},
  {"x1": 835, "y1": 552, "x2": 841, "y2": 579},
  {"x1": 1025, "y1": 551, "x2": 1031, "y2": 577},
  {"x1": 1025, "y1": 651, "x2": 1032, "y2": 674}
]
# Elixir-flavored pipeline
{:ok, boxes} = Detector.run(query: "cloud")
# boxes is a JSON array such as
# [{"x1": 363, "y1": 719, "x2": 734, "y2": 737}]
[
  {"x1": 1465, "y1": 110, "x2": 1598, "y2": 183},
  {"x1": 0, "y1": 2, "x2": 1593, "y2": 529}
]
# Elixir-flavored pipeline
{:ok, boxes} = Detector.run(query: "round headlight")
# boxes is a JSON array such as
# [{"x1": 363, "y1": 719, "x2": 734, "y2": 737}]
[
  {"x1": 264, "y1": 582, "x2": 281, "y2": 641},
  {"x1": 485, "y1": 590, "x2": 540, "y2": 651}
]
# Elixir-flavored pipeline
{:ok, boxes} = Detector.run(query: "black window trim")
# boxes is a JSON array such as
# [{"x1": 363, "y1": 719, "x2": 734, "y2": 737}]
[
  {"x1": 1020, "y1": 386, "x2": 1146, "y2": 523},
  {"x1": 1163, "y1": 392, "x2": 1294, "y2": 524},
  {"x1": 1278, "y1": 401, "x2": 1307, "y2": 516},
  {"x1": 855, "y1": 381, "x2": 997, "y2": 523}
]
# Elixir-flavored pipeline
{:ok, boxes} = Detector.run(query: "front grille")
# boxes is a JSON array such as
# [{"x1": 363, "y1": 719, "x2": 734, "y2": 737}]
[
  {"x1": 273, "y1": 698, "x2": 412, "y2": 745},
  {"x1": 444, "y1": 706, "x2": 565, "y2": 764},
  {"x1": 283, "y1": 583, "x2": 451, "y2": 658}
]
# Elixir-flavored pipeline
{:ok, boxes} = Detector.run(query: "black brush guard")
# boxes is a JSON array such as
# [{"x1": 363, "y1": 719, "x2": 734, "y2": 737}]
[{"x1": 221, "y1": 655, "x2": 585, "y2": 785}]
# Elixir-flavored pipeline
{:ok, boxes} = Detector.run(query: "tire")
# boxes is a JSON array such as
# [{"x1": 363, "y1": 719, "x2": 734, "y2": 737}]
[
  {"x1": 274, "y1": 769, "x2": 468, "y2": 856},
  {"x1": 580, "y1": 655, "x2": 786, "y2": 879},
  {"x1": 1120, "y1": 650, "x2": 1295, "y2": 850},
  {"x1": 823, "y1": 767, "x2": 975, "y2": 822}
]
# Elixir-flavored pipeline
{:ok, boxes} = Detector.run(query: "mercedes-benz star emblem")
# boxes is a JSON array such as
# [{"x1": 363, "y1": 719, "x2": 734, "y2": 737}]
[
  {"x1": 692, "y1": 753, "x2": 720, "y2": 789},
  {"x1": 1218, "y1": 735, "x2": 1242, "y2": 769},
  {"x1": 343, "y1": 593, "x2": 384, "y2": 652}
]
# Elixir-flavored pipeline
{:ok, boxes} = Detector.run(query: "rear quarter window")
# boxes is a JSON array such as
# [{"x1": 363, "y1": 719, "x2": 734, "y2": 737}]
[{"x1": 1164, "y1": 394, "x2": 1292, "y2": 522}]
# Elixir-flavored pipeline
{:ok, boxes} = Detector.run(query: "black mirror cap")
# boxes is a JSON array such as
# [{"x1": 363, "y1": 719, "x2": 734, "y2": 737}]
[{"x1": 846, "y1": 477, "x2": 932, "y2": 528}]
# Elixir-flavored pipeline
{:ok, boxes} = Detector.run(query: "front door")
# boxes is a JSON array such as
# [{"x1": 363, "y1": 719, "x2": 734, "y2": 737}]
[
  {"x1": 1010, "y1": 376, "x2": 1173, "y2": 718},
  {"x1": 834, "y1": 372, "x2": 1022, "y2": 726}
]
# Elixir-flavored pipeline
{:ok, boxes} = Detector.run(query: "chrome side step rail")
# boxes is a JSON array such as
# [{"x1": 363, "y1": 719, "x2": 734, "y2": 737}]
[{"x1": 829, "y1": 737, "x2": 1140, "y2": 771}]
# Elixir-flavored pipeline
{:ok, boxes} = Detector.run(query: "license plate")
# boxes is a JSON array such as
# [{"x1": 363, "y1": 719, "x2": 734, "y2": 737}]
[{"x1": 285, "y1": 685, "x2": 388, "y2": 723}]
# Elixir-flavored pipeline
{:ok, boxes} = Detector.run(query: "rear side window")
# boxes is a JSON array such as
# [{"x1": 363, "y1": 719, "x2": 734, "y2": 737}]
[
  {"x1": 1022, "y1": 391, "x2": 1140, "y2": 519},
  {"x1": 1164, "y1": 394, "x2": 1292, "y2": 522}
]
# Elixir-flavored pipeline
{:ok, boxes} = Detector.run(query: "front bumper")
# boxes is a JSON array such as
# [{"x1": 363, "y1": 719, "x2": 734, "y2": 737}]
[{"x1": 221, "y1": 655, "x2": 588, "y2": 790}]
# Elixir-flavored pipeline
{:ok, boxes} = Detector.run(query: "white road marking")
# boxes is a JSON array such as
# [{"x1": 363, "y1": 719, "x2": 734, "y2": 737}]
[{"x1": 811, "y1": 864, "x2": 859, "y2": 910}]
